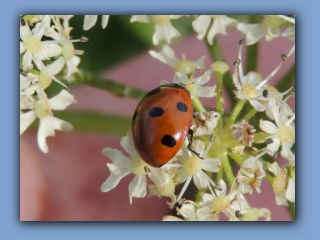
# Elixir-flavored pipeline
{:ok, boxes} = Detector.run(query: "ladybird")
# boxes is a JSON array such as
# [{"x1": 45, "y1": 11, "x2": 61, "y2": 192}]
[{"x1": 132, "y1": 83, "x2": 194, "y2": 168}]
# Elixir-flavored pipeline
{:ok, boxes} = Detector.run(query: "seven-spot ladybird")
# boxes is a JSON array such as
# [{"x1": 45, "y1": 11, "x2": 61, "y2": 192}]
[{"x1": 132, "y1": 83, "x2": 195, "y2": 168}]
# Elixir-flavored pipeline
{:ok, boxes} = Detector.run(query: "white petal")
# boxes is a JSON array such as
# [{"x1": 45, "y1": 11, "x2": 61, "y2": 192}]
[
  {"x1": 149, "y1": 45, "x2": 178, "y2": 67},
  {"x1": 20, "y1": 92, "x2": 35, "y2": 110},
  {"x1": 266, "y1": 138, "x2": 281, "y2": 155},
  {"x1": 38, "y1": 43, "x2": 62, "y2": 60},
  {"x1": 258, "y1": 208, "x2": 271, "y2": 221},
  {"x1": 207, "y1": 16, "x2": 237, "y2": 45},
  {"x1": 242, "y1": 72, "x2": 262, "y2": 86},
  {"x1": 216, "y1": 179, "x2": 227, "y2": 197},
  {"x1": 285, "y1": 178, "x2": 295, "y2": 202},
  {"x1": 101, "y1": 15, "x2": 110, "y2": 29},
  {"x1": 267, "y1": 162, "x2": 281, "y2": 176},
  {"x1": 20, "y1": 42, "x2": 26, "y2": 54},
  {"x1": 46, "y1": 57, "x2": 65, "y2": 75},
  {"x1": 199, "y1": 212, "x2": 219, "y2": 221},
  {"x1": 265, "y1": 26, "x2": 280, "y2": 42},
  {"x1": 193, "y1": 70, "x2": 212, "y2": 85},
  {"x1": 66, "y1": 57, "x2": 81, "y2": 81},
  {"x1": 120, "y1": 131, "x2": 137, "y2": 157},
  {"x1": 129, "y1": 175, "x2": 147, "y2": 204},
  {"x1": 102, "y1": 148, "x2": 131, "y2": 166},
  {"x1": 162, "y1": 216, "x2": 183, "y2": 221},
  {"x1": 22, "y1": 51, "x2": 33, "y2": 69},
  {"x1": 237, "y1": 23, "x2": 266, "y2": 45},
  {"x1": 196, "y1": 205, "x2": 213, "y2": 219},
  {"x1": 83, "y1": 15, "x2": 98, "y2": 31},
  {"x1": 193, "y1": 171, "x2": 208, "y2": 189},
  {"x1": 37, "y1": 116, "x2": 73, "y2": 153},
  {"x1": 191, "y1": 55, "x2": 205, "y2": 69},
  {"x1": 173, "y1": 72, "x2": 189, "y2": 84},
  {"x1": 249, "y1": 100, "x2": 267, "y2": 112},
  {"x1": 282, "y1": 26, "x2": 295, "y2": 41},
  {"x1": 174, "y1": 168, "x2": 189, "y2": 183},
  {"x1": 196, "y1": 86, "x2": 216, "y2": 98},
  {"x1": 20, "y1": 73, "x2": 38, "y2": 91},
  {"x1": 178, "y1": 203, "x2": 196, "y2": 219},
  {"x1": 202, "y1": 158, "x2": 221, "y2": 172},
  {"x1": 20, "y1": 21, "x2": 31, "y2": 40},
  {"x1": 169, "y1": 15, "x2": 182, "y2": 20},
  {"x1": 152, "y1": 22, "x2": 180, "y2": 45},
  {"x1": 130, "y1": 15, "x2": 152, "y2": 23},
  {"x1": 20, "y1": 111, "x2": 36, "y2": 135},
  {"x1": 192, "y1": 139, "x2": 205, "y2": 156},
  {"x1": 148, "y1": 168, "x2": 170, "y2": 187},
  {"x1": 101, "y1": 163, "x2": 131, "y2": 192},
  {"x1": 49, "y1": 90, "x2": 76, "y2": 110},
  {"x1": 200, "y1": 193, "x2": 214, "y2": 205},
  {"x1": 192, "y1": 15, "x2": 211, "y2": 40},
  {"x1": 259, "y1": 120, "x2": 277, "y2": 134},
  {"x1": 275, "y1": 191, "x2": 288, "y2": 206}
]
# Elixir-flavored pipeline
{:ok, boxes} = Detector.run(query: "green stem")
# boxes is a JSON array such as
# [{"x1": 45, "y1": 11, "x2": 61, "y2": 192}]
[
  {"x1": 206, "y1": 40, "x2": 236, "y2": 108},
  {"x1": 220, "y1": 155, "x2": 234, "y2": 185},
  {"x1": 215, "y1": 73, "x2": 224, "y2": 133},
  {"x1": 223, "y1": 99, "x2": 246, "y2": 134},
  {"x1": 245, "y1": 15, "x2": 261, "y2": 73},
  {"x1": 242, "y1": 108, "x2": 257, "y2": 122},
  {"x1": 217, "y1": 167, "x2": 223, "y2": 182},
  {"x1": 195, "y1": 189, "x2": 206, "y2": 205},
  {"x1": 192, "y1": 96, "x2": 205, "y2": 112},
  {"x1": 29, "y1": 110, "x2": 131, "y2": 136},
  {"x1": 72, "y1": 72, "x2": 147, "y2": 100}
]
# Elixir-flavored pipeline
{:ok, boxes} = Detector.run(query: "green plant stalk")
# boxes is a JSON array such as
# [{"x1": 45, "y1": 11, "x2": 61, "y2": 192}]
[
  {"x1": 242, "y1": 108, "x2": 257, "y2": 122},
  {"x1": 215, "y1": 73, "x2": 225, "y2": 134},
  {"x1": 192, "y1": 96, "x2": 206, "y2": 112},
  {"x1": 220, "y1": 155, "x2": 234, "y2": 185},
  {"x1": 224, "y1": 99, "x2": 247, "y2": 135},
  {"x1": 195, "y1": 189, "x2": 206, "y2": 206},
  {"x1": 72, "y1": 72, "x2": 147, "y2": 100},
  {"x1": 245, "y1": 15, "x2": 261, "y2": 73},
  {"x1": 29, "y1": 110, "x2": 132, "y2": 136},
  {"x1": 206, "y1": 40, "x2": 236, "y2": 108}
]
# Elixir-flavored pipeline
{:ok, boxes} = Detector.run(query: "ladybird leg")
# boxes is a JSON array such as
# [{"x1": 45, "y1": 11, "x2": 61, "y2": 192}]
[{"x1": 187, "y1": 129, "x2": 204, "y2": 159}]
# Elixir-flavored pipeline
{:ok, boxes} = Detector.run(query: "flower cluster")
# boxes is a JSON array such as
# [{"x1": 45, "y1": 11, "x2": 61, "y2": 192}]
[{"x1": 20, "y1": 15, "x2": 88, "y2": 152}]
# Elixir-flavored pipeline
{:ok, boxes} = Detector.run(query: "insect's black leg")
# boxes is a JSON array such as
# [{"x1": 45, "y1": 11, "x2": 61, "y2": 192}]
[{"x1": 187, "y1": 129, "x2": 203, "y2": 159}]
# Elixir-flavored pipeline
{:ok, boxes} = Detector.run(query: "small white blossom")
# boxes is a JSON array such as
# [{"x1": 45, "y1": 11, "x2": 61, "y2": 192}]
[
  {"x1": 149, "y1": 45, "x2": 205, "y2": 75},
  {"x1": 267, "y1": 162, "x2": 288, "y2": 206},
  {"x1": 162, "y1": 202, "x2": 219, "y2": 221},
  {"x1": 83, "y1": 15, "x2": 110, "y2": 31},
  {"x1": 20, "y1": 90, "x2": 75, "y2": 153},
  {"x1": 101, "y1": 132, "x2": 170, "y2": 204},
  {"x1": 131, "y1": 15, "x2": 182, "y2": 45},
  {"x1": 237, "y1": 15, "x2": 283, "y2": 45},
  {"x1": 192, "y1": 15, "x2": 238, "y2": 45},
  {"x1": 191, "y1": 111, "x2": 220, "y2": 136}
]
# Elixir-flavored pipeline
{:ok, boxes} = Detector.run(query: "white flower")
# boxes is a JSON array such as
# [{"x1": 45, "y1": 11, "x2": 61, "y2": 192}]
[
  {"x1": 259, "y1": 112, "x2": 295, "y2": 162},
  {"x1": 131, "y1": 15, "x2": 182, "y2": 45},
  {"x1": 267, "y1": 162, "x2": 288, "y2": 206},
  {"x1": 230, "y1": 120, "x2": 256, "y2": 147},
  {"x1": 196, "y1": 179, "x2": 237, "y2": 218},
  {"x1": 83, "y1": 15, "x2": 110, "y2": 31},
  {"x1": 225, "y1": 192, "x2": 271, "y2": 221},
  {"x1": 237, "y1": 154, "x2": 266, "y2": 195},
  {"x1": 237, "y1": 15, "x2": 283, "y2": 45},
  {"x1": 233, "y1": 41, "x2": 294, "y2": 111},
  {"x1": 101, "y1": 132, "x2": 170, "y2": 204},
  {"x1": 20, "y1": 90, "x2": 75, "y2": 153},
  {"x1": 149, "y1": 45, "x2": 205, "y2": 76},
  {"x1": 192, "y1": 15, "x2": 238, "y2": 45},
  {"x1": 166, "y1": 71, "x2": 216, "y2": 99},
  {"x1": 191, "y1": 111, "x2": 220, "y2": 136},
  {"x1": 162, "y1": 202, "x2": 219, "y2": 221},
  {"x1": 167, "y1": 138, "x2": 221, "y2": 203}
]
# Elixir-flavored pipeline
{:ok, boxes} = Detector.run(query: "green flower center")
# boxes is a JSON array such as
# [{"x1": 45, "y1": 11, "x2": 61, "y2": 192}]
[
  {"x1": 277, "y1": 125, "x2": 291, "y2": 142},
  {"x1": 34, "y1": 98, "x2": 52, "y2": 119},
  {"x1": 173, "y1": 55, "x2": 196, "y2": 75},
  {"x1": 211, "y1": 196, "x2": 230, "y2": 212},
  {"x1": 242, "y1": 84, "x2": 258, "y2": 98},
  {"x1": 184, "y1": 156, "x2": 203, "y2": 176},
  {"x1": 62, "y1": 42, "x2": 74, "y2": 61},
  {"x1": 24, "y1": 35, "x2": 42, "y2": 54},
  {"x1": 152, "y1": 15, "x2": 170, "y2": 26},
  {"x1": 242, "y1": 208, "x2": 259, "y2": 221},
  {"x1": 157, "y1": 181, "x2": 175, "y2": 197},
  {"x1": 272, "y1": 175, "x2": 286, "y2": 194},
  {"x1": 38, "y1": 70, "x2": 52, "y2": 89},
  {"x1": 130, "y1": 156, "x2": 148, "y2": 175}
]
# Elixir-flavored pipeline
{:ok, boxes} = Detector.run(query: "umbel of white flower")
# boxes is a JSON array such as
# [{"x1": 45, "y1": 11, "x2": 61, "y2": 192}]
[{"x1": 20, "y1": 90, "x2": 75, "y2": 153}]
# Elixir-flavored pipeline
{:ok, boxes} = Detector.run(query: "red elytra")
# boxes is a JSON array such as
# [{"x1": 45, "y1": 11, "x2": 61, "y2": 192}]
[{"x1": 132, "y1": 83, "x2": 193, "y2": 168}]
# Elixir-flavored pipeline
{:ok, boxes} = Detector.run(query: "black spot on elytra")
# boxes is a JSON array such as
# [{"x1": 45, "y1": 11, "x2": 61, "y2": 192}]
[
  {"x1": 176, "y1": 102, "x2": 188, "y2": 112},
  {"x1": 132, "y1": 111, "x2": 137, "y2": 121},
  {"x1": 161, "y1": 135, "x2": 176, "y2": 148},
  {"x1": 149, "y1": 107, "x2": 164, "y2": 117},
  {"x1": 146, "y1": 87, "x2": 161, "y2": 97}
]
